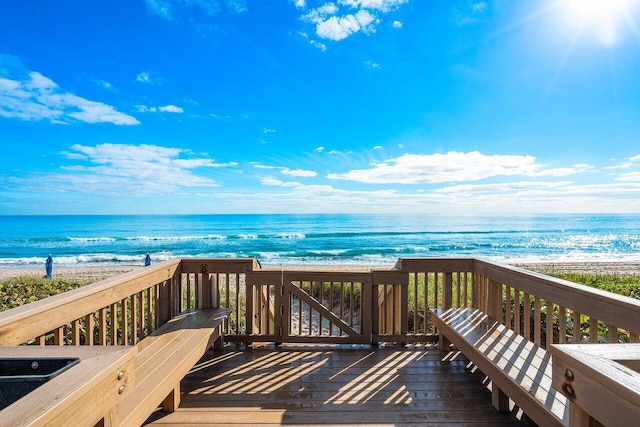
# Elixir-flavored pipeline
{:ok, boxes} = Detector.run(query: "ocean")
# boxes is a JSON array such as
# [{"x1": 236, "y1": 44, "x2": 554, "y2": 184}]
[{"x1": 0, "y1": 214, "x2": 639, "y2": 268}]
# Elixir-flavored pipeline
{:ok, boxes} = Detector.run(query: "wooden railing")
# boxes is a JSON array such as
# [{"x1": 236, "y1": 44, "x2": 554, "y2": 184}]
[
  {"x1": 472, "y1": 259, "x2": 640, "y2": 347},
  {"x1": 2, "y1": 257, "x2": 638, "y2": 348},
  {"x1": 2, "y1": 257, "x2": 639, "y2": 425}
]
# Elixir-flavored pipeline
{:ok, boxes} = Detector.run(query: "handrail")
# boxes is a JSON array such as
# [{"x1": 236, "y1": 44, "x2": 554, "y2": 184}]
[
  {"x1": 0, "y1": 259, "x2": 181, "y2": 345},
  {"x1": 1, "y1": 257, "x2": 638, "y2": 347},
  {"x1": 473, "y1": 258, "x2": 640, "y2": 346}
]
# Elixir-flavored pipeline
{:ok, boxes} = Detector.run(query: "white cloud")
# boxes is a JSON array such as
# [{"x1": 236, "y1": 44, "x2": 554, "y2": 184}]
[
  {"x1": 615, "y1": 172, "x2": 640, "y2": 182},
  {"x1": 253, "y1": 164, "x2": 317, "y2": 178},
  {"x1": 135, "y1": 71, "x2": 166, "y2": 85},
  {"x1": 472, "y1": 2, "x2": 487, "y2": 13},
  {"x1": 263, "y1": 127, "x2": 276, "y2": 134},
  {"x1": 313, "y1": 10, "x2": 378, "y2": 41},
  {"x1": 261, "y1": 177, "x2": 301, "y2": 187},
  {"x1": 159, "y1": 104, "x2": 184, "y2": 113},
  {"x1": 314, "y1": 146, "x2": 325, "y2": 153},
  {"x1": 0, "y1": 71, "x2": 139, "y2": 125},
  {"x1": 365, "y1": 60, "x2": 381, "y2": 69},
  {"x1": 327, "y1": 151, "x2": 592, "y2": 184},
  {"x1": 299, "y1": 0, "x2": 408, "y2": 42},
  {"x1": 294, "y1": 0, "x2": 307, "y2": 8},
  {"x1": 37, "y1": 143, "x2": 237, "y2": 195},
  {"x1": 145, "y1": 0, "x2": 247, "y2": 20},
  {"x1": 94, "y1": 79, "x2": 114, "y2": 90},
  {"x1": 145, "y1": 0, "x2": 173, "y2": 19},
  {"x1": 310, "y1": 39, "x2": 328, "y2": 51},
  {"x1": 137, "y1": 104, "x2": 184, "y2": 113},
  {"x1": 392, "y1": 20, "x2": 403, "y2": 29},
  {"x1": 338, "y1": 0, "x2": 409, "y2": 12},
  {"x1": 282, "y1": 168, "x2": 318, "y2": 177}
]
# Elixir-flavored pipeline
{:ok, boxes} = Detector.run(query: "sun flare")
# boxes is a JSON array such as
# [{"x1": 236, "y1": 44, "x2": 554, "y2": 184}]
[{"x1": 565, "y1": 0, "x2": 639, "y2": 45}]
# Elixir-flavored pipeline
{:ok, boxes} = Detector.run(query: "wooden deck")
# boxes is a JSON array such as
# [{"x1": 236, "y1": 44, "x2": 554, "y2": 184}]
[{"x1": 146, "y1": 344, "x2": 536, "y2": 426}]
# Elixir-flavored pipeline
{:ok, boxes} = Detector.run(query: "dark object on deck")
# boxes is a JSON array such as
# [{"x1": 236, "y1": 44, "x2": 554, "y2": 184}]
[
  {"x1": 0, "y1": 357, "x2": 80, "y2": 410},
  {"x1": 45, "y1": 254, "x2": 53, "y2": 279},
  {"x1": 144, "y1": 253, "x2": 151, "y2": 266}
]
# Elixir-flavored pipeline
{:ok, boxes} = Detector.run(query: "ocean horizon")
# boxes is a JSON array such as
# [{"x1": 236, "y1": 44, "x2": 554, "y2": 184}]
[{"x1": 1, "y1": 214, "x2": 639, "y2": 268}]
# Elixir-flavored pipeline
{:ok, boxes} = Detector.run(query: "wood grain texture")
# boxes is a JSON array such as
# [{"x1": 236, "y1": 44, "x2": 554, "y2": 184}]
[
  {"x1": 146, "y1": 344, "x2": 534, "y2": 426},
  {"x1": 431, "y1": 308, "x2": 568, "y2": 427}
]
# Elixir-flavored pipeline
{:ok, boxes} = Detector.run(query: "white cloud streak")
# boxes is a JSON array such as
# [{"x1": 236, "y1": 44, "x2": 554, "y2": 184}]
[
  {"x1": 27, "y1": 143, "x2": 238, "y2": 195},
  {"x1": 327, "y1": 151, "x2": 592, "y2": 184},
  {"x1": 145, "y1": 0, "x2": 247, "y2": 20},
  {"x1": 0, "y1": 71, "x2": 139, "y2": 125},
  {"x1": 136, "y1": 104, "x2": 184, "y2": 113}
]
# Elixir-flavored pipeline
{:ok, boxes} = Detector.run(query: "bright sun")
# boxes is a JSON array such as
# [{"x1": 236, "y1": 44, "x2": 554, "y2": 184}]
[{"x1": 565, "y1": 0, "x2": 639, "y2": 45}]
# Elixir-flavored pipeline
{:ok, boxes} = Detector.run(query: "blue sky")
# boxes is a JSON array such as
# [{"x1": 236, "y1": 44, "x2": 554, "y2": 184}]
[{"x1": 1, "y1": 0, "x2": 640, "y2": 215}]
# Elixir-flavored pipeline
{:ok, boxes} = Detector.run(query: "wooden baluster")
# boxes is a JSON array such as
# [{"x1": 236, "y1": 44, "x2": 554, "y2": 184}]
[
  {"x1": 121, "y1": 298, "x2": 129, "y2": 345},
  {"x1": 146, "y1": 288, "x2": 152, "y2": 335},
  {"x1": 607, "y1": 324, "x2": 617, "y2": 343},
  {"x1": 443, "y1": 272, "x2": 453, "y2": 310},
  {"x1": 411, "y1": 273, "x2": 417, "y2": 333},
  {"x1": 434, "y1": 273, "x2": 440, "y2": 310},
  {"x1": 589, "y1": 317, "x2": 599, "y2": 343},
  {"x1": 99, "y1": 308, "x2": 107, "y2": 345},
  {"x1": 137, "y1": 291, "x2": 144, "y2": 340},
  {"x1": 505, "y1": 286, "x2": 512, "y2": 329},
  {"x1": 131, "y1": 293, "x2": 138, "y2": 344},
  {"x1": 463, "y1": 272, "x2": 469, "y2": 308},
  {"x1": 558, "y1": 306, "x2": 567, "y2": 344},
  {"x1": 340, "y1": 282, "x2": 345, "y2": 323},
  {"x1": 36, "y1": 335, "x2": 46, "y2": 346},
  {"x1": 225, "y1": 273, "x2": 230, "y2": 309},
  {"x1": 85, "y1": 313, "x2": 95, "y2": 345},
  {"x1": 487, "y1": 280, "x2": 502, "y2": 321},
  {"x1": 235, "y1": 274, "x2": 240, "y2": 335},
  {"x1": 546, "y1": 301, "x2": 554, "y2": 348},
  {"x1": 308, "y1": 283, "x2": 314, "y2": 335},
  {"x1": 71, "y1": 319, "x2": 81, "y2": 345},
  {"x1": 110, "y1": 303, "x2": 118, "y2": 345},
  {"x1": 423, "y1": 274, "x2": 429, "y2": 333},
  {"x1": 534, "y1": 297, "x2": 542, "y2": 346},
  {"x1": 523, "y1": 293, "x2": 531, "y2": 341},
  {"x1": 514, "y1": 289, "x2": 521, "y2": 335},
  {"x1": 350, "y1": 282, "x2": 355, "y2": 328},
  {"x1": 573, "y1": 311, "x2": 582, "y2": 343},
  {"x1": 54, "y1": 326, "x2": 65, "y2": 346}
]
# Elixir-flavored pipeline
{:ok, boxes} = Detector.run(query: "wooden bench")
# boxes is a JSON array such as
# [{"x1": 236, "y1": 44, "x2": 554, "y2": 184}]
[
  {"x1": 431, "y1": 308, "x2": 569, "y2": 427},
  {"x1": 115, "y1": 308, "x2": 230, "y2": 427}
]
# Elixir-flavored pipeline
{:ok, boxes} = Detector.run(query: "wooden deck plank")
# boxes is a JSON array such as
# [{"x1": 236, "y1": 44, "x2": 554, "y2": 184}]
[{"x1": 146, "y1": 345, "x2": 535, "y2": 426}]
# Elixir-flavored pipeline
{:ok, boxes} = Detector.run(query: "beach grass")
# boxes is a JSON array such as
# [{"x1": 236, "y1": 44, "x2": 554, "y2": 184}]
[
  {"x1": 0, "y1": 275, "x2": 91, "y2": 311},
  {"x1": 548, "y1": 272, "x2": 640, "y2": 299}
]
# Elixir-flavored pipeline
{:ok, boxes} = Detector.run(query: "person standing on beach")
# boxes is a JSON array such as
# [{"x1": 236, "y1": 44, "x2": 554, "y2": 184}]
[
  {"x1": 45, "y1": 254, "x2": 53, "y2": 279},
  {"x1": 144, "y1": 253, "x2": 151, "y2": 266}
]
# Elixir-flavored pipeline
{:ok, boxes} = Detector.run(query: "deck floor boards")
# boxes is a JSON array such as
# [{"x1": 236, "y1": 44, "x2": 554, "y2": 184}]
[{"x1": 146, "y1": 344, "x2": 536, "y2": 426}]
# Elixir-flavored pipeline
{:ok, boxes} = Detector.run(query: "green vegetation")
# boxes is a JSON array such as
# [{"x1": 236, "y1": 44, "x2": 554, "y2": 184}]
[
  {"x1": 546, "y1": 272, "x2": 640, "y2": 300},
  {"x1": 0, "y1": 275, "x2": 90, "y2": 312}
]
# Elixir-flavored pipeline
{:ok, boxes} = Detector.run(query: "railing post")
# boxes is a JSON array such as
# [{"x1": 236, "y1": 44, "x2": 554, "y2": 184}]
[
  {"x1": 363, "y1": 275, "x2": 373, "y2": 345},
  {"x1": 275, "y1": 272, "x2": 284, "y2": 346},
  {"x1": 487, "y1": 279, "x2": 502, "y2": 321},
  {"x1": 443, "y1": 269, "x2": 453, "y2": 310}
]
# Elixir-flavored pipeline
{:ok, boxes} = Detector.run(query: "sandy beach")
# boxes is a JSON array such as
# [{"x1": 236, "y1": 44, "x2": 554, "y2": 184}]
[
  {"x1": 0, "y1": 260, "x2": 638, "y2": 283},
  {"x1": 0, "y1": 266, "x2": 142, "y2": 282}
]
